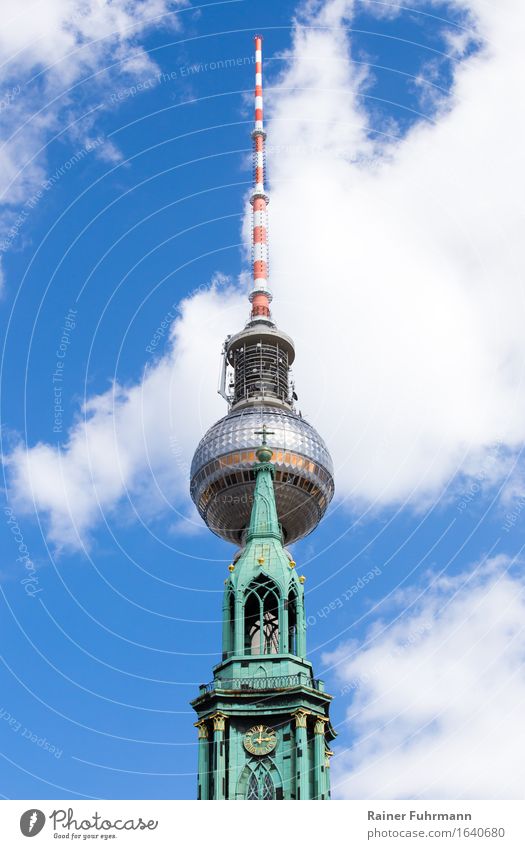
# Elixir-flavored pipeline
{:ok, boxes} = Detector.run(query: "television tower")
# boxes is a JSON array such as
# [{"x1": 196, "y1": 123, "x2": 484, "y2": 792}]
[{"x1": 191, "y1": 36, "x2": 335, "y2": 800}]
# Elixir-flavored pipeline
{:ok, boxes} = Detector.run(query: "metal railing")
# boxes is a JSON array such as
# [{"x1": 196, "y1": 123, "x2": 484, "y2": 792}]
[{"x1": 200, "y1": 674, "x2": 321, "y2": 694}]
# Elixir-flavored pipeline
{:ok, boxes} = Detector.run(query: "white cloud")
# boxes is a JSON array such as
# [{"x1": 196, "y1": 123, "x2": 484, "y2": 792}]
[
  {"x1": 323, "y1": 556, "x2": 525, "y2": 798},
  {"x1": 0, "y1": 0, "x2": 181, "y2": 83},
  {"x1": 264, "y1": 0, "x2": 525, "y2": 508},
  {"x1": 0, "y1": 0, "x2": 186, "y2": 288},
  {"x1": 6, "y1": 281, "x2": 244, "y2": 549},
  {"x1": 6, "y1": 0, "x2": 525, "y2": 546}
]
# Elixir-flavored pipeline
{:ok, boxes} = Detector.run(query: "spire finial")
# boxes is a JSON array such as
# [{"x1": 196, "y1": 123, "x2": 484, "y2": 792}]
[
  {"x1": 254, "y1": 424, "x2": 274, "y2": 462},
  {"x1": 248, "y1": 34, "x2": 272, "y2": 324},
  {"x1": 255, "y1": 423, "x2": 274, "y2": 446}
]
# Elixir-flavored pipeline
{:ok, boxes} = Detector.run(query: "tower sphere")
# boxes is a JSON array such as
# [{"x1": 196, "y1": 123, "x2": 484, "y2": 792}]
[{"x1": 190, "y1": 401, "x2": 334, "y2": 546}]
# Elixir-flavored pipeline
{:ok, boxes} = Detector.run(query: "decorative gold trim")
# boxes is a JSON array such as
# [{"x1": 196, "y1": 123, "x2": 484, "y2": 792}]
[
  {"x1": 194, "y1": 720, "x2": 209, "y2": 740},
  {"x1": 228, "y1": 564, "x2": 235, "y2": 572},
  {"x1": 292, "y1": 709, "x2": 310, "y2": 728},
  {"x1": 314, "y1": 716, "x2": 328, "y2": 735},
  {"x1": 299, "y1": 575, "x2": 306, "y2": 584},
  {"x1": 210, "y1": 712, "x2": 227, "y2": 732}
]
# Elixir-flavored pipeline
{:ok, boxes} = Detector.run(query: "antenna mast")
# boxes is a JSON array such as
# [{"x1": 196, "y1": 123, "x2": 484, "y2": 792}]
[{"x1": 249, "y1": 35, "x2": 272, "y2": 324}]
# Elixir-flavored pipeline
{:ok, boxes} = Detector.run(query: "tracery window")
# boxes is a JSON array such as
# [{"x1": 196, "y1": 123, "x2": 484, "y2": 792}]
[
  {"x1": 262, "y1": 772, "x2": 274, "y2": 800},
  {"x1": 244, "y1": 576, "x2": 280, "y2": 655},
  {"x1": 246, "y1": 767, "x2": 275, "y2": 800},
  {"x1": 247, "y1": 772, "x2": 259, "y2": 800}
]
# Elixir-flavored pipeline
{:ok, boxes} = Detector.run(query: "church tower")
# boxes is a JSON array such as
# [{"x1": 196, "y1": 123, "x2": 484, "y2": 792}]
[{"x1": 190, "y1": 36, "x2": 336, "y2": 800}]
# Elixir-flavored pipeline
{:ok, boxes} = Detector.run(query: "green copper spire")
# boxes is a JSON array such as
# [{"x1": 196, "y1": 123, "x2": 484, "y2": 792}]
[{"x1": 246, "y1": 428, "x2": 281, "y2": 543}]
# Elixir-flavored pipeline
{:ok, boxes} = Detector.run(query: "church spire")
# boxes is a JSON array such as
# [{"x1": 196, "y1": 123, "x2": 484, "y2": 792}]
[{"x1": 245, "y1": 426, "x2": 281, "y2": 543}]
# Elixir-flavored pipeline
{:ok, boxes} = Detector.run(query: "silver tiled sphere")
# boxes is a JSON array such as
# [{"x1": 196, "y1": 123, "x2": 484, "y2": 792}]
[{"x1": 190, "y1": 405, "x2": 334, "y2": 545}]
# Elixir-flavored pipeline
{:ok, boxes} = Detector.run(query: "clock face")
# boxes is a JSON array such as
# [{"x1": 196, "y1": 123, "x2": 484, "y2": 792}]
[{"x1": 244, "y1": 725, "x2": 277, "y2": 756}]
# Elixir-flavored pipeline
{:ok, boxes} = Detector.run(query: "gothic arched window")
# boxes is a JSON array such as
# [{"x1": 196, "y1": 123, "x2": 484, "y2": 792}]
[
  {"x1": 244, "y1": 591, "x2": 261, "y2": 655},
  {"x1": 262, "y1": 771, "x2": 275, "y2": 800},
  {"x1": 246, "y1": 767, "x2": 275, "y2": 800},
  {"x1": 244, "y1": 577, "x2": 280, "y2": 655},
  {"x1": 247, "y1": 771, "x2": 259, "y2": 800},
  {"x1": 287, "y1": 589, "x2": 297, "y2": 655}
]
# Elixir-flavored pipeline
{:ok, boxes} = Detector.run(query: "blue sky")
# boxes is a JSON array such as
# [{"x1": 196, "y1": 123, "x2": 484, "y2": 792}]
[{"x1": 1, "y1": 0, "x2": 525, "y2": 800}]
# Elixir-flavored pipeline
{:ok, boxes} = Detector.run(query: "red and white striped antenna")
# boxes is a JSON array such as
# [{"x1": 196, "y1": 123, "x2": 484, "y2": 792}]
[{"x1": 248, "y1": 34, "x2": 272, "y2": 324}]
